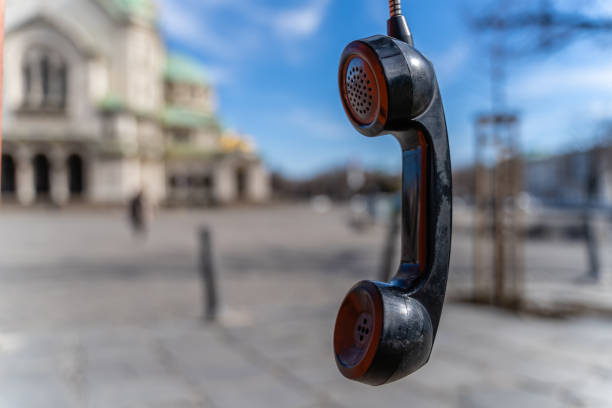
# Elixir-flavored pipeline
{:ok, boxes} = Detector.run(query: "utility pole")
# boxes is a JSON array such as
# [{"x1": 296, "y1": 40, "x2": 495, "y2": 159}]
[{"x1": 472, "y1": 1, "x2": 612, "y2": 55}]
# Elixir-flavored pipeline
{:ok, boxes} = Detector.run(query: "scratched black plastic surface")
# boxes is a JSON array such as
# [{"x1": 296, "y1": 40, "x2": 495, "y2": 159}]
[{"x1": 335, "y1": 31, "x2": 452, "y2": 385}]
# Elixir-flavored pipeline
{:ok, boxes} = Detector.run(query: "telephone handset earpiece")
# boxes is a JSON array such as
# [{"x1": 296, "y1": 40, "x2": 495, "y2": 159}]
[{"x1": 333, "y1": 0, "x2": 453, "y2": 386}]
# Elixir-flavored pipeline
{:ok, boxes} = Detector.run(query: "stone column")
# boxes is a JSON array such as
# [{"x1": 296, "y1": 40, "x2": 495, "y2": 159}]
[
  {"x1": 50, "y1": 147, "x2": 69, "y2": 206},
  {"x1": 247, "y1": 162, "x2": 271, "y2": 202},
  {"x1": 213, "y1": 161, "x2": 236, "y2": 204},
  {"x1": 15, "y1": 146, "x2": 34, "y2": 205}
]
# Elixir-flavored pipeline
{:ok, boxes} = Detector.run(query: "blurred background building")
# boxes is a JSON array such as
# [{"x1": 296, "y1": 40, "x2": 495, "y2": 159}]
[
  {"x1": 0, "y1": 0, "x2": 270, "y2": 206},
  {"x1": 526, "y1": 147, "x2": 612, "y2": 206}
]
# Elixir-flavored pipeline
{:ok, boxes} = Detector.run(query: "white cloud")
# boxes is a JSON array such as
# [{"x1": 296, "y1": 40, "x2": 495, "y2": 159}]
[
  {"x1": 273, "y1": 0, "x2": 330, "y2": 38},
  {"x1": 432, "y1": 41, "x2": 471, "y2": 84},
  {"x1": 514, "y1": 62, "x2": 612, "y2": 100},
  {"x1": 158, "y1": 0, "x2": 331, "y2": 67},
  {"x1": 557, "y1": 0, "x2": 612, "y2": 18},
  {"x1": 583, "y1": 99, "x2": 612, "y2": 120},
  {"x1": 199, "y1": 64, "x2": 234, "y2": 87},
  {"x1": 505, "y1": 43, "x2": 612, "y2": 153},
  {"x1": 158, "y1": 0, "x2": 252, "y2": 60},
  {"x1": 286, "y1": 107, "x2": 352, "y2": 141},
  {"x1": 159, "y1": 0, "x2": 330, "y2": 48}
]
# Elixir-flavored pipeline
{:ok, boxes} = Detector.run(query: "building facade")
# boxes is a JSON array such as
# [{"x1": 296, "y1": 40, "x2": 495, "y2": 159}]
[
  {"x1": 526, "y1": 147, "x2": 612, "y2": 206},
  {"x1": 1, "y1": 0, "x2": 270, "y2": 206}
]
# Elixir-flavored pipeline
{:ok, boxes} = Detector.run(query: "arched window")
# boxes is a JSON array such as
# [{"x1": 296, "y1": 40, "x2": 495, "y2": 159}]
[{"x1": 23, "y1": 46, "x2": 68, "y2": 110}]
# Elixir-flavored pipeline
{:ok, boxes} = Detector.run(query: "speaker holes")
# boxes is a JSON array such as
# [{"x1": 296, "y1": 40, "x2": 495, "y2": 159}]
[{"x1": 343, "y1": 56, "x2": 378, "y2": 124}]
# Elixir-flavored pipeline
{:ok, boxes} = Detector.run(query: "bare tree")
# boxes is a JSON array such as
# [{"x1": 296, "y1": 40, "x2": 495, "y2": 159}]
[
  {"x1": 471, "y1": 0, "x2": 612, "y2": 56},
  {"x1": 471, "y1": 0, "x2": 611, "y2": 283}
]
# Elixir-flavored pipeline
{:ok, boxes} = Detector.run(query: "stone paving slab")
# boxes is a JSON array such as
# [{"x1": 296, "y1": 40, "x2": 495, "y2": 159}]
[
  {"x1": 0, "y1": 206, "x2": 610, "y2": 407},
  {"x1": 0, "y1": 300, "x2": 611, "y2": 408}
]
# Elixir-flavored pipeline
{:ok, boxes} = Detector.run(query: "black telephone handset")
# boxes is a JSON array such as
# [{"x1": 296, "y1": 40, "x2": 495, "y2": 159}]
[{"x1": 333, "y1": 0, "x2": 452, "y2": 386}]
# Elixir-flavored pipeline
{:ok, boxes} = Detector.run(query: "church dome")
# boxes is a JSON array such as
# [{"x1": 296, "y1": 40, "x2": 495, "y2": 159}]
[
  {"x1": 102, "y1": 0, "x2": 157, "y2": 23},
  {"x1": 165, "y1": 54, "x2": 209, "y2": 86}
]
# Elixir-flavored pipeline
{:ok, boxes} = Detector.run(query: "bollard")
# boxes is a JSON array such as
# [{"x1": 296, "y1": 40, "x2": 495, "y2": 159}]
[
  {"x1": 0, "y1": 0, "x2": 5, "y2": 195},
  {"x1": 199, "y1": 227, "x2": 218, "y2": 322}
]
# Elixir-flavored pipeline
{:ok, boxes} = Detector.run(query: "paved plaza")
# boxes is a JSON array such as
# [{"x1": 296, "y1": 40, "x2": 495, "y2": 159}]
[{"x1": 0, "y1": 205, "x2": 610, "y2": 407}]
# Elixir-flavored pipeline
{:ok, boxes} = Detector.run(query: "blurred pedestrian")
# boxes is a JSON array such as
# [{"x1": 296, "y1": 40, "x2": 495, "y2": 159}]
[{"x1": 129, "y1": 190, "x2": 150, "y2": 236}]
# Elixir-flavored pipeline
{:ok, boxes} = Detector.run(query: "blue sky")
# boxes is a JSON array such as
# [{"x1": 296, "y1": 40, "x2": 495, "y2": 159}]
[{"x1": 158, "y1": 0, "x2": 612, "y2": 178}]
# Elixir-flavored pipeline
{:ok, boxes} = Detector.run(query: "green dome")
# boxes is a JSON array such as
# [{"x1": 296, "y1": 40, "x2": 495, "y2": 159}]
[
  {"x1": 162, "y1": 106, "x2": 218, "y2": 129},
  {"x1": 165, "y1": 54, "x2": 209, "y2": 86},
  {"x1": 104, "y1": 0, "x2": 157, "y2": 22}
]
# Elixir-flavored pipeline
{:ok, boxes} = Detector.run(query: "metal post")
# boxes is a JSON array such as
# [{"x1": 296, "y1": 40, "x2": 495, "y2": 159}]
[
  {"x1": 584, "y1": 147, "x2": 601, "y2": 281},
  {"x1": 473, "y1": 121, "x2": 487, "y2": 302},
  {"x1": 199, "y1": 227, "x2": 218, "y2": 322},
  {"x1": 0, "y1": 0, "x2": 5, "y2": 200},
  {"x1": 493, "y1": 150, "x2": 505, "y2": 305}
]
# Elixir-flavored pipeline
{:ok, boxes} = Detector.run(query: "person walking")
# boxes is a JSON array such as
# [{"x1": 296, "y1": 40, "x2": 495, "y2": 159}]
[{"x1": 129, "y1": 190, "x2": 148, "y2": 236}]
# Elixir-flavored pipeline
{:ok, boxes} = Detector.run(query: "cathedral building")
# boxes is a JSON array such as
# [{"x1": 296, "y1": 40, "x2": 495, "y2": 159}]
[{"x1": 1, "y1": 0, "x2": 270, "y2": 206}]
